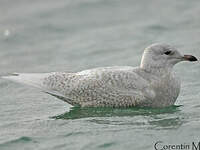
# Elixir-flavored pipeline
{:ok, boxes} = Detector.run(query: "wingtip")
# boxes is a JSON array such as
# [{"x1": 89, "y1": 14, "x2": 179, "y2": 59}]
[
  {"x1": 1, "y1": 73, "x2": 20, "y2": 79},
  {"x1": 10, "y1": 73, "x2": 20, "y2": 76}
]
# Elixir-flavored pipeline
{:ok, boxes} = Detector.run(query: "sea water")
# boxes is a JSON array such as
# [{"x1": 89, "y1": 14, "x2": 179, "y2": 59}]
[{"x1": 0, "y1": 0, "x2": 200, "y2": 150}]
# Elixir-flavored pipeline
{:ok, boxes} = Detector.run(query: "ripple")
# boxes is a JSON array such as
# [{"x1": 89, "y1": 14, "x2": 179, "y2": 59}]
[
  {"x1": 0, "y1": 136, "x2": 37, "y2": 149},
  {"x1": 148, "y1": 117, "x2": 185, "y2": 130},
  {"x1": 98, "y1": 142, "x2": 116, "y2": 148}
]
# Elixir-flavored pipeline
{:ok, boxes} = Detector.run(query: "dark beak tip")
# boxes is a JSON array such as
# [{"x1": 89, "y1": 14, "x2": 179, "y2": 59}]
[
  {"x1": 184, "y1": 55, "x2": 198, "y2": 62},
  {"x1": 190, "y1": 56, "x2": 198, "y2": 62}
]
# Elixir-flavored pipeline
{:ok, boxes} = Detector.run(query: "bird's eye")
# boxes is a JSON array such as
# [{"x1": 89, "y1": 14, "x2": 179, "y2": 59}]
[{"x1": 164, "y1": 51, "x2": 172, "y2": 55}]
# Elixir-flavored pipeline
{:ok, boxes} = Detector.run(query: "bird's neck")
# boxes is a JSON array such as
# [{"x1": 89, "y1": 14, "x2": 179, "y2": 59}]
[
  {"x1": 140, "y1": 64, "x2": 173, "y2": 77},
  {"x1": 140, "y1": 53, "x2": 174, "y2": 76}
]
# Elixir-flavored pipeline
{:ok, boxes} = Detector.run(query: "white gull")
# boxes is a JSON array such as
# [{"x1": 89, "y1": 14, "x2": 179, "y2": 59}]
[{"x1": 2, "y1": 43, "x2": 198, "y2": 108}]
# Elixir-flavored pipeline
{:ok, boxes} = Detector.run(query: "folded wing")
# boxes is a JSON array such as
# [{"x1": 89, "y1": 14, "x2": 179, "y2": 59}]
[{"x1": 2, "y1": 67, "x2": 152, "y2": 107}]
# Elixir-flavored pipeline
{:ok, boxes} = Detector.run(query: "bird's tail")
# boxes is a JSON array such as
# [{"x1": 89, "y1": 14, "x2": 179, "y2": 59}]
[
  {"x1": 1, "y1": 73, "x2": 49, "y2": 89},
  {"x1": 1, "y1": 72, "x2": 75, "y2": 105}
]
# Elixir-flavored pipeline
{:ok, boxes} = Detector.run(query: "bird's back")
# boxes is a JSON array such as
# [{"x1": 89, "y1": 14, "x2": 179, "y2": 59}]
[{"x1": 42, "y1": 66, "x2": 150, "y2": 107}]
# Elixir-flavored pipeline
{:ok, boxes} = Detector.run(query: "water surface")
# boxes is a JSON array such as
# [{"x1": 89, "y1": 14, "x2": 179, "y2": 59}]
[{"x1": 0, "y1": 0, "x2": 200, "y2": 150}]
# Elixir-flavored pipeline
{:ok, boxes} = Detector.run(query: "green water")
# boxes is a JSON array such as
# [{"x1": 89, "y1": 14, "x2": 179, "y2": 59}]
[{"x1": 0, "y1": 0, "x2": 200, "y2": 150}]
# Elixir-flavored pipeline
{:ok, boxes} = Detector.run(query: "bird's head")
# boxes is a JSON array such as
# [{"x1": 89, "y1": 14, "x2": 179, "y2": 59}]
[{"x1": 140, "y1": 43, "x2": 198, "y2": 73}]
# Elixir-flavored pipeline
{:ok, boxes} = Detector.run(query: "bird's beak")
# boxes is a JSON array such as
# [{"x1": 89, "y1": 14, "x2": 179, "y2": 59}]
[{"x1": 183, "y1": 55, "x2": 198, "y2": 62}]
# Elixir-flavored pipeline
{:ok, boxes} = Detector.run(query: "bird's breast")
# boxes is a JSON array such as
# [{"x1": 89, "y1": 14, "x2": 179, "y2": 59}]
[{"x1": 150, "y1": 73, "x2": 181, "y2": 107}]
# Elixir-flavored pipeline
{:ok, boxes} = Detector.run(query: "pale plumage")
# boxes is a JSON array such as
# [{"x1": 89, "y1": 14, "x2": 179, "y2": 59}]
[{"x1": 2, "y1": 43, "x2": 197, "y2": 108}]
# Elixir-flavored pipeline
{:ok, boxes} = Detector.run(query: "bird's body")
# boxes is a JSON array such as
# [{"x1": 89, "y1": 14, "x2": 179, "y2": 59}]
[
  {"x1": 2, "y1": 43, "x2": 197, "y2": 108},
  {"x1": 44, "y1": 66, "x2": 180, "y2": 107}
]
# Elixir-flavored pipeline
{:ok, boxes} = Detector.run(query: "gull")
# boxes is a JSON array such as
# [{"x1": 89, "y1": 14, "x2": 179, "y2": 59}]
[{"x1": 2, "y1": 43, "x2": 198, "y2": 108}]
